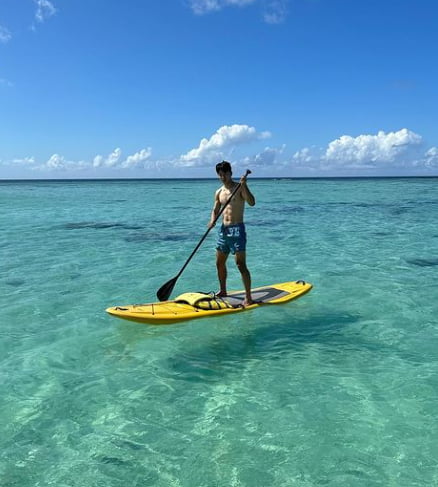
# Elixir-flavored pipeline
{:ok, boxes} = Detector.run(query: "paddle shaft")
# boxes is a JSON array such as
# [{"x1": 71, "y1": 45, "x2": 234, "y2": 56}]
[{"x1": 174, "y1": 169, "x2": 251, "y2": 280}]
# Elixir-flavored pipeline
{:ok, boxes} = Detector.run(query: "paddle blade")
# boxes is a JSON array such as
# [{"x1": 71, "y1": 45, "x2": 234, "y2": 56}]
[{"x1": 157, "y1": 277, "x2": 177, "y2": 301}]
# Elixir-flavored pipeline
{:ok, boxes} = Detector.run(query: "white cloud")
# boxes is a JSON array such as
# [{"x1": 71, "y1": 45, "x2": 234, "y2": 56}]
[
  {"x1": 1, "y1": 2, "x2": 56, "y2": 40},
  {"x1": 292, "y1": 147, "x2": 317, "y2": 165},
  {"x1": 121, "y1": 148, "x2": 153, "y2": 168},
  {"x1": 424, "y1": 147, "x2": 438, "y2": 168},
  {"x1": 106, "y1": 148, "x2": 122, "y2": 167},
  {"x1": 190, "y1": 0, "x2": 256, "y2": 15},
  {"x1": 263, "y1": 0, "x2": 288, "y2": 24},
  {"x1": 46, "y1": 154, "x2": 66, "y2": 169},
  {"x1": 35, "y1": 0, "x2": 57, "y2": 23},
  {"x1": 189, "y1": 0, "x2": 288, "y2": 23},
  {"x1": 0, "y1": 26, "x2": 12, "y2": 43},
  {"x1": 292, "y1": 129, "x2": 426, "y2": 171},
  {"x1": 190, "y1": 0, "x2": 220, "y2": 14},
  {"x1": 180, "y1": 124, "x2": 271, "y2": 166},
  {"x1": 324, "y1": 129, "x2": 422, "y2": 166},
  {"x1": 92, "y1": 155, "x2": 104, "y2": 168},
  {"x1": 42, "y1": 154, "x2": 89, "y2": 170},
  {"x1": 93, "y1": 148, "x2": 122, "y2": 168},
  {"x1": 93, "y1": 147, "x2": 152, "y2": 169},
  {"x1": 12, "y1": 156, "x2": 36, "y2": 165},
  {"x1": 242, "y1": 144, "x2": 286, "y2": 166}
]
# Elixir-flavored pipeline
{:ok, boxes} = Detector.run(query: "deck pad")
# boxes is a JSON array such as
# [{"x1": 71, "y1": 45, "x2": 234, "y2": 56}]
[{"x1": 224, "y1": 286, "x2": 290, "y2": 306}]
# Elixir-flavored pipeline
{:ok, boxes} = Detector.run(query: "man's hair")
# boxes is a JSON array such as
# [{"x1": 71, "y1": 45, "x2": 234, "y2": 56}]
[{"x1": 216, "y1": 161, "x2": 232, "y2": 174}]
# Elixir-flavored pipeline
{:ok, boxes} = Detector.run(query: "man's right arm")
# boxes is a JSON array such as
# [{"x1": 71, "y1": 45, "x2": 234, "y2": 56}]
[{"x1": 208, "y1": 189, "x2": 221, "y2": 228}]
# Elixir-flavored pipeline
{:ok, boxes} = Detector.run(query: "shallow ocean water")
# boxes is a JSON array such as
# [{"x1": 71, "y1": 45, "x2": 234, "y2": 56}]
[{"x1": 1, "y1": 178, "x2": 437, "y2": 486}]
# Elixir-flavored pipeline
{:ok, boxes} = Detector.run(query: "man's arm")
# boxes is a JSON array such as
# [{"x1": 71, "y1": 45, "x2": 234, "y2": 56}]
[
  {"x1": 208, "y1": 189, "x2": 222, "y2": 228},
  {"x1": 240, "y1": 175, "x2": 255, "y2": 206}
]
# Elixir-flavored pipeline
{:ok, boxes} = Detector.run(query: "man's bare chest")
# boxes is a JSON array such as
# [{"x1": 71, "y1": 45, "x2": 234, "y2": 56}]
[{"x1": 219, "y1": 185, "x2": 241, "y2": 204}]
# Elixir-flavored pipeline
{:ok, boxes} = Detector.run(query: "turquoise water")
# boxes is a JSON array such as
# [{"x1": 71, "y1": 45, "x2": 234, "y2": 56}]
[{"x1": 1, "y1": 178, "x2": 438, "y2": 486}]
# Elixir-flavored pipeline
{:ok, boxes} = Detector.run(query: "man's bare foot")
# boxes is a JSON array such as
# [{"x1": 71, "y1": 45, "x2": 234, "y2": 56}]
[
  {"x1": 242, "y1": 298, "x2": 255, "y2": 307},
  {"x1": 216, "y1": 291, "x2": 227, "y2": 297}
]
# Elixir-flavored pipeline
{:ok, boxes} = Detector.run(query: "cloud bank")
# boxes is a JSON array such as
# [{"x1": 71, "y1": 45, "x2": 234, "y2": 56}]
[
  {"x1": 7, "y1": 147, "x2": 153, "y2": 174},
  {"x1": 2, "y1": 127, "x2": 438, "y2": 177},
  {"x1": 291, "y1": 129, "x2": 431, "y2": 172}
]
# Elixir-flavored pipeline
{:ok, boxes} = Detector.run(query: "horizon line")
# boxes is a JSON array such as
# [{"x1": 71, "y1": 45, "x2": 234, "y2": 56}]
[{"x1": 2, "y1": 175, "x2": 438, "y2": 182}]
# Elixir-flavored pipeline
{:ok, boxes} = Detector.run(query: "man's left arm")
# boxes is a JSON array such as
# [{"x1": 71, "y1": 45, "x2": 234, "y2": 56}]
[{"x1": 240, "y1": 177, "x2": 255, "y2": 206}]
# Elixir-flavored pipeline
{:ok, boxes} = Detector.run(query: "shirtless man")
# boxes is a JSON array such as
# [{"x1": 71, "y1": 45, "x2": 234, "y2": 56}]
[{"x1": 208, "y1": 161, "x2": 256, "y2": 307}]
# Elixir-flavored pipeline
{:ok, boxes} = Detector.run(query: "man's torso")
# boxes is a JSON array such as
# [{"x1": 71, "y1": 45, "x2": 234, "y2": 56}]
[{"x1": 218, "y1": 184, "x2": 245, "y2": 225}]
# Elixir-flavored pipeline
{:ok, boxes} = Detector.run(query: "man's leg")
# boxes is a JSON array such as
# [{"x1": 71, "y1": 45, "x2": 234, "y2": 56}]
[
  {"x1": 235, "y1": 251, "x2": 253, "y2": 306},
  {"x1": 216, "y1": 250, "x2": 228, "y2": 296}
]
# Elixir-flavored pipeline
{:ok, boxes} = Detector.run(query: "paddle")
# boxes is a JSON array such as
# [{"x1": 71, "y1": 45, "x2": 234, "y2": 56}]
[{"x1": 156, "y1": 169, "x2": 252, "y2": 301}]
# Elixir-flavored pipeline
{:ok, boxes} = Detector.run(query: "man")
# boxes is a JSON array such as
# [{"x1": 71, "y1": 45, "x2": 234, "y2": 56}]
[{"x1": 208, "y1": 161, "x2": 256, "y2": 307}]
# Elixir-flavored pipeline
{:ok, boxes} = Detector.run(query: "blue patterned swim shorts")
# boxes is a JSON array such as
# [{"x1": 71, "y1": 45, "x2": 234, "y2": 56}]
[{"x1": 216, "y1": 223, "x2": 247, "y2": 255}]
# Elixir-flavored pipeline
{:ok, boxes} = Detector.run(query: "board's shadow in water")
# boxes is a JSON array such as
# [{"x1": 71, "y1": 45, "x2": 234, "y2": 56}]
[{"x1": 161, "y1": 311, "x2": 362, "y2": 383}]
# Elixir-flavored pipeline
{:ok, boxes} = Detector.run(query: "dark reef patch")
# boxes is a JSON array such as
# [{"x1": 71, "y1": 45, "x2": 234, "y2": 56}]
[
  {"x1": 60, "y1": 222, "x2": 144, "y2": 231},
  {"x1": 406, "y1": 257, "x2": 438, "y2": 267},
  {"x1": 124, "y1": 232, "x2": 187, "y2": 243},
  {"x1": 5, "y1": 278, "x2": 25, "y2": 287}
]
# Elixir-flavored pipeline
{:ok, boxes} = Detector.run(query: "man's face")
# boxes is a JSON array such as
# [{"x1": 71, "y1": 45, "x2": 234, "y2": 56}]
[{"x1": 217, "y1": 170, "x2": 232, "y2": 183}]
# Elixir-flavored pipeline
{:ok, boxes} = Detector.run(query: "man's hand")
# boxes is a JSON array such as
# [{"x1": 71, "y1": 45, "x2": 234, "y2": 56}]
[
  {"x1": 240, "y1": 169, "x2": 251, "y2": 185},
  {"x1": 239, "y1": 170, "x2": 255, "y2": 206}
]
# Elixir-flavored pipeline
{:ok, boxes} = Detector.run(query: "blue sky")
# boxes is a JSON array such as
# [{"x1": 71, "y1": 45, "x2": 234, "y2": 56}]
[{"x1": 1, "y1": 0, "x2": 437, "y2": 178}]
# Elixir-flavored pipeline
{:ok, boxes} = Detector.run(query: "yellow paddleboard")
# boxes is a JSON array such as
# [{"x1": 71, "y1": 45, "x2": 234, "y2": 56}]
[{"x1": 106, "y1": 280, "x2": 312, "y2": 325}]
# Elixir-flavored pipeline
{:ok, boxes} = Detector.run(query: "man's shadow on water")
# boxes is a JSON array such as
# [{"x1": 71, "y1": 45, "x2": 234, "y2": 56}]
[{"x1": 159, "y1": 308, "x2": 372, "y2": 384}]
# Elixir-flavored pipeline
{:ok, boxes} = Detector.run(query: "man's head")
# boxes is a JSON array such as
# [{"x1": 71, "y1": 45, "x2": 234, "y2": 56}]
[{"x1": 216, "y1": 161, "x2": 232, "y2": 176}]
